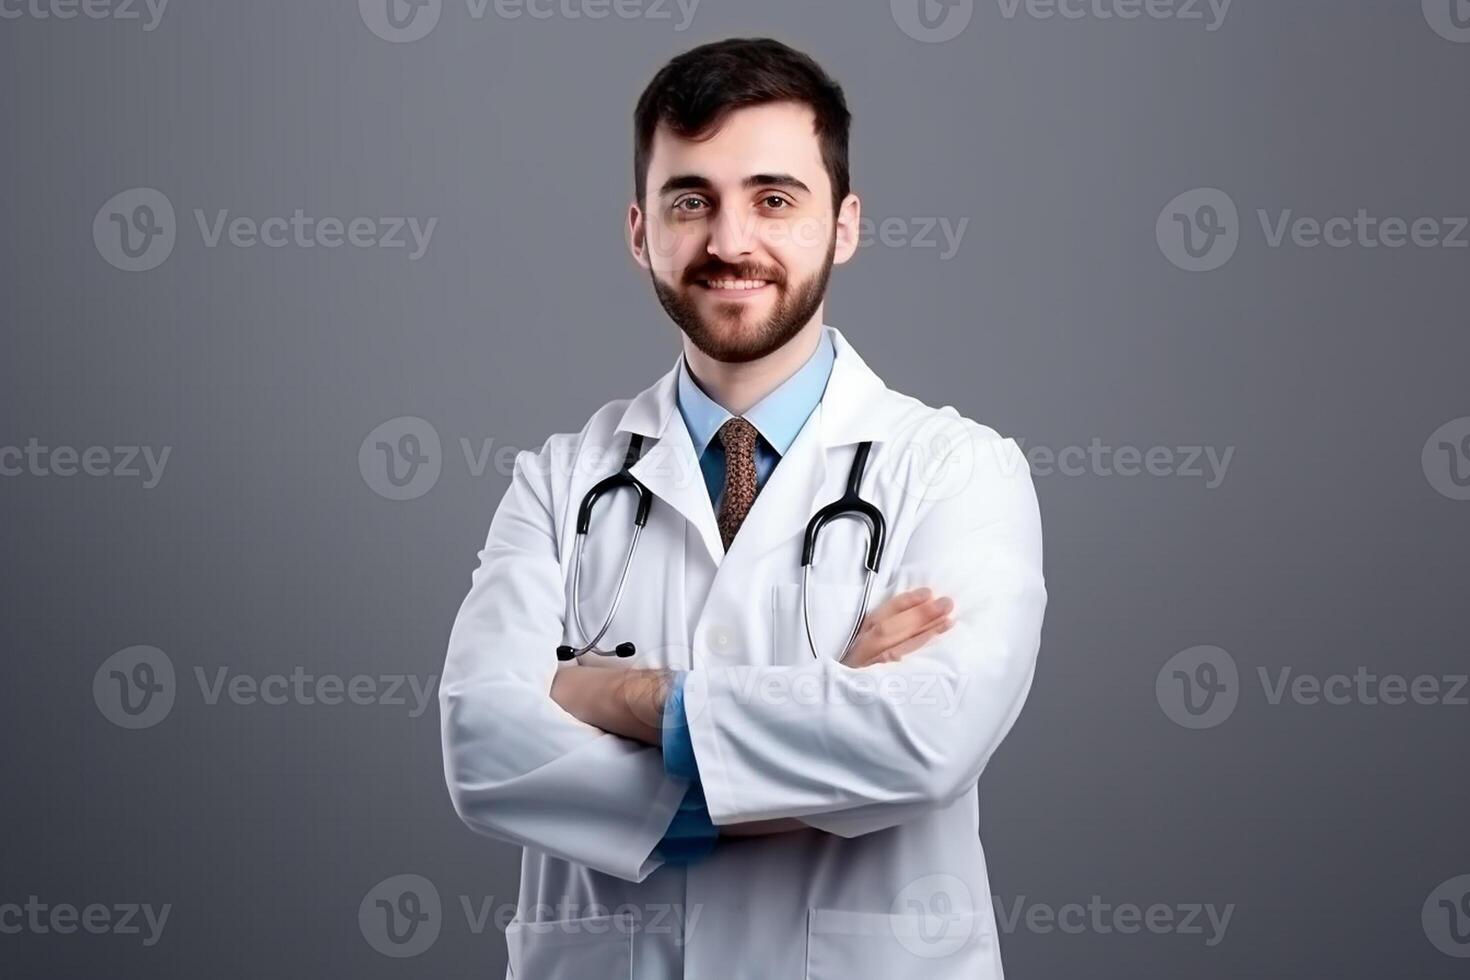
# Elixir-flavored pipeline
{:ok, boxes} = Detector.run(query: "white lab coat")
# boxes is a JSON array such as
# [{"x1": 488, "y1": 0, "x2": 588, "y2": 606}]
[{"x1": 440, "y1": 325, "x2": 1047, "y2": 980}]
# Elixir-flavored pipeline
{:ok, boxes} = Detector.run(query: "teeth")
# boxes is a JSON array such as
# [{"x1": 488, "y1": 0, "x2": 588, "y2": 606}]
[{"x1": 704, "y1": 279, "x2": 769, "y2": 290}]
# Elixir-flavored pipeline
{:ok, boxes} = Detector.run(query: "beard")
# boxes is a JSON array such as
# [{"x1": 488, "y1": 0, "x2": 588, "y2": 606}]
[{"x1": 650, "y1": 233, "x2": 836, "y2": 364}]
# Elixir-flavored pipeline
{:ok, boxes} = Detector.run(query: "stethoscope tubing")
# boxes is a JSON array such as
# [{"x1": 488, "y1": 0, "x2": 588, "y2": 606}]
[
  {"x1": 560, "y1": 437, "x2": 883, "y2": 663},
  {"x1": 565, "y1": 522, "x2": 644, "y2": 659}
]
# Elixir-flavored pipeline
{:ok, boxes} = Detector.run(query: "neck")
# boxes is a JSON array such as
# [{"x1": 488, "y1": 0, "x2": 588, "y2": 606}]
[{"x1": 682, "y1": 316, "x2": 824, "y2": 417}]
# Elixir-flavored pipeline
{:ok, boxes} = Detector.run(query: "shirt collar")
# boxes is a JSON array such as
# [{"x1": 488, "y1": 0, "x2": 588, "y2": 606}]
[{"x1": 676, "y1": 326, "x2": 836, "y2": 459}]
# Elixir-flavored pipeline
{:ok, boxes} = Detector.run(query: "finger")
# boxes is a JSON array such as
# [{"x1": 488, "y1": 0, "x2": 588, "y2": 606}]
[
  {"x1": 878, "y1": 618, "x2": 953, "y2": 662},
  {"x1": 857, "y1": 588, "x2": 932, "y2": 636},
  {"x1": 882, "y1": 609, "x2": 952, "y2": 650},
  {"x1": 871, "y1": 596, "x2": 953, "y2": 645}
]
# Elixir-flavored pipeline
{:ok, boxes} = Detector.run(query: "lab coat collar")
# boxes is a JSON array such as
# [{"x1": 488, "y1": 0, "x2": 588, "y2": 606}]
[
  {"x1": 613, "y1": 325, "x2": 903, "y2": 567},
  {"x1": 614, "y1": 324, "x2": 894, "y2": 449},
  {"x1": 675, "y1": 326, "x2": 835, "y2": 460}
]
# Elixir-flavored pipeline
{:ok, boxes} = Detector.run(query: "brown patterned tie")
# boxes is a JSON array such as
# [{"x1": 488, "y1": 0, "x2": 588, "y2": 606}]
[{"x1": 715, "y1": 417, "x2": 760, "y2": 551}]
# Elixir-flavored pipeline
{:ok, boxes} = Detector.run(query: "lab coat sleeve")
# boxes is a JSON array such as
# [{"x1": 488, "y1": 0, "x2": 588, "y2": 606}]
[
  {"x1": 439, "y1": 438, "x2": 688, "y2": 883},
  {"x1": 682, "y1": 429, "x2": 1046, "y2": 832}
]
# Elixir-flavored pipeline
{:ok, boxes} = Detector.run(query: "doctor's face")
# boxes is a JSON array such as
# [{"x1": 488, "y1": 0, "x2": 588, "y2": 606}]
[{"x1": 632, "y1": 101, "x2": 860, "y2": 364}]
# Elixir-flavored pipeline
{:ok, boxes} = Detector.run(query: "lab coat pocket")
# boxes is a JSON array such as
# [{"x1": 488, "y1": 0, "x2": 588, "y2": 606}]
[
  {"x1": 804, "y1": 908, "x2": 995, "y2": 980},
  {"x1": 505, "y1": 912, "x2": 634, "y2": 980},
  {"x1": 772, "y1": 582, "x2": 869, "y2": 665}
]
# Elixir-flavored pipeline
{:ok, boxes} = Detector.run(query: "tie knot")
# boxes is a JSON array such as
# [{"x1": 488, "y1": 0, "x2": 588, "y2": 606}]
[{"x1": 717, "y1": 416, "x2": 759, "y2": 455}]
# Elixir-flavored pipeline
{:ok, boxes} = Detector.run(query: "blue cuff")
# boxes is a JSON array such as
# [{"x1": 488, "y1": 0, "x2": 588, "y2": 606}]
[
  {"x1": 654, "y1": 781, "x2": 719, "y2": 865},
  {"x1": 661, "y1": 671, "x2": 701, "y2": 782},
  {"x1": 655, "y1": 672, "x2": 718, "y2": 865}
]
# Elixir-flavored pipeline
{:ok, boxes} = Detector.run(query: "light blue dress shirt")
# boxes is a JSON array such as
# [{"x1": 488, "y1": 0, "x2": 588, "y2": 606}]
[{"x1": 653, "y1": 328, "x2": 836, "y2": 865}]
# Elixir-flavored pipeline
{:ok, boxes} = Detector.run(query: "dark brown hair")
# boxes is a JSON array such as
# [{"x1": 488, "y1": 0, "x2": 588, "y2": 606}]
[{"x1": 633, "y1": 37, "x2": 852, "y2": 215}]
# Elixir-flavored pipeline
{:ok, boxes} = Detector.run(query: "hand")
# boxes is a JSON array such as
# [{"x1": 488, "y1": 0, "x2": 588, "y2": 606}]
[
  {"x1": 549, "y1": 666, "x2": 671, "y2": 746},
  {"x1": 719, "y1": 817, "x2": 810, "y2": 837},
  {"x1": 841, "y1": 587, "x2": 954, "y2": 668}
]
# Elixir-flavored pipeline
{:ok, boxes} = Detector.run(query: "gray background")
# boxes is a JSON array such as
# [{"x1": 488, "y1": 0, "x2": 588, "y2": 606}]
[{"x1": 3, "y1": 0, "x2": 1468, "y2": 976}]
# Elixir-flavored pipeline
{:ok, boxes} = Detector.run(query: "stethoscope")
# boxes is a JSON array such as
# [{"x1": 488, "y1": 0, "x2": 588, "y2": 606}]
[{"x1": 555, "y1": 434, "x2": 886, "y2": 664}]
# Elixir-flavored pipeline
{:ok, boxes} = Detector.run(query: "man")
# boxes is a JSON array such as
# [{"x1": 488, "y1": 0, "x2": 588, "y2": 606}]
[{"x1": 440, "y1": 37, "x2": 1046, "y2": 979}]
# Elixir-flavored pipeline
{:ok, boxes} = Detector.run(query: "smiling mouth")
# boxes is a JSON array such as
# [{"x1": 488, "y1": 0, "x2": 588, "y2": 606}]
[{"x1": 697, "y1": 278, "x2": 774, "y2": 293}]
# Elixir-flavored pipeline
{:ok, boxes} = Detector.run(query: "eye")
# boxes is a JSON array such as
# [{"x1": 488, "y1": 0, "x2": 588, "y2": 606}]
[
  {"x1": 761, "y1": 195, "x2": 792, "y2": 210},
  {"x1": 673, "y1": 196, "x2": 709, "y2": 214}
]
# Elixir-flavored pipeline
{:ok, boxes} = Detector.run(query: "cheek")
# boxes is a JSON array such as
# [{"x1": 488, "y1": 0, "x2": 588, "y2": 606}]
[
  {"x1": 644, "y1": 220, "x2": 701, "y2": 272},
  {"x1": 756, "y1": 215, "x2": 830, "y2": 273}
]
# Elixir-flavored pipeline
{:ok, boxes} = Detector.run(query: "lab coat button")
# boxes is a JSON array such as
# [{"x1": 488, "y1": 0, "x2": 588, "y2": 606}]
[{"x1": 710, "y1": 626, "x2": 730, "y2": 648}]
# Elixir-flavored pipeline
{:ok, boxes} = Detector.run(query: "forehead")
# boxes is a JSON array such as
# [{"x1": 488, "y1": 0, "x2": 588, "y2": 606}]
[{"x1": 647, "y1": 100, "x2": 829, "y2": 194}]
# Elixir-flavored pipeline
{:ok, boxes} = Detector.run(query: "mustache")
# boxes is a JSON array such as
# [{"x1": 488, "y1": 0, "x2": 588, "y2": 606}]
[{"x1": 687, "y1": 264, "x2": 783, "y2": 284}]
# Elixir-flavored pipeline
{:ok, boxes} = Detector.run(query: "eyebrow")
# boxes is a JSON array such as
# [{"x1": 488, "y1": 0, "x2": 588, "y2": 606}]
[{"x1": 657, "y1": 173, "x2": 812, "y2": 197}]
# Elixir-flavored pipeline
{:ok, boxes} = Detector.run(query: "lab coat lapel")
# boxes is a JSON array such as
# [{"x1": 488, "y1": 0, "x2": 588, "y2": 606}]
[
  {"x1": 615, "y1": 358, "x2": 725, "y2": 569},
  {"x1": 612, "y1": 326, "x2": 898, "y2": 571}
]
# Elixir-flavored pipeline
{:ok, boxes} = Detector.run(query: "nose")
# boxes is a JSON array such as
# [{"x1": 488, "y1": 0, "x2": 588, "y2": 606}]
[{"x1": 705, "y1": 205, "x2": 756, "y2": 264}]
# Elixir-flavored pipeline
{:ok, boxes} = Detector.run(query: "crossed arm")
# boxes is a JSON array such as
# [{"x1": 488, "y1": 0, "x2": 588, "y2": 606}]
[
  {"x1": 440, "y1": 428, "x2": 1045, "y2": 881},
  {"x1": 547, "y1": 588, "x2": 956, "y2": 838}
]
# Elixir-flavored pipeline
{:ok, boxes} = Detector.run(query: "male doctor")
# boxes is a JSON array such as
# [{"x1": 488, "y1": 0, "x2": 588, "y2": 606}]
[{"x1": 440, "y1": 37, "x2": 1047, "y2": 980}]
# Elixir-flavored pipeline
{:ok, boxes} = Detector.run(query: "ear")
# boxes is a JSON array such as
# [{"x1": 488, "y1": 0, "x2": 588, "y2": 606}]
[
  {"x1": 628, "y1": 200, "x2": 651, "y2": 270},
  {"x1": 832, "y1": 192, "x2": 862, "y2": 266}
]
